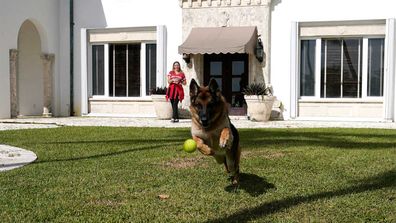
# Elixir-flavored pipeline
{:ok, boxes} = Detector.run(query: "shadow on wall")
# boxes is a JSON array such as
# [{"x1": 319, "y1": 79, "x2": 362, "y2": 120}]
[
  {"x1": 75, "y1": 0, "x2": 107, "y2": 28},
  {"x1": 73, "y1": 0, "x2": 107, "y2": 116},
  {"x1": 271, "y1": 0, "x2": 282, "y2": 12}
]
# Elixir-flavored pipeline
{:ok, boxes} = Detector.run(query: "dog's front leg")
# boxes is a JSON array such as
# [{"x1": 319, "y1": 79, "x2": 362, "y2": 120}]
[
  {"x1": 219, "y1": 128, "x2": 233, "y2": 149},
  {"x1": 193, "y1": 136, "x2": 215, "y2": 156}
]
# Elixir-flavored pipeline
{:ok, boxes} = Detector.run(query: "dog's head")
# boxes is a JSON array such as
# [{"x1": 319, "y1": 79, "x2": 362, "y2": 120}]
[{"x1": 189, "y1": 78, "x2": 224, "y2": 129}]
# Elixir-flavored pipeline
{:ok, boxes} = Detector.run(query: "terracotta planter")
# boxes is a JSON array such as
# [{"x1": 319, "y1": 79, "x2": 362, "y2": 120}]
[
  {"x1": 151, "y1": 95, "x2": 172, "y2": 119},
  {"x1": 244, "y1": 95, "x2": 276, "y2": 121}
]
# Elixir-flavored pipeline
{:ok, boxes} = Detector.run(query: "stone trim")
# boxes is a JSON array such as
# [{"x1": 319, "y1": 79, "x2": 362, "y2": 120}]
[
  {"x1": 300, "y1": 24, "x2": 385, "y2": 37},
  {"x1": 9, "y1": 49, "x2": 18, "y2": 118},
  {"x1": 385, "y1": 19, "x2": 396, "y2": 120},
  {"x1": 179, "y1": 0, "x2": 271, "y2": 8},
  {"x1": 41, "y1": 54, "x2": 55, "y2": 117}
]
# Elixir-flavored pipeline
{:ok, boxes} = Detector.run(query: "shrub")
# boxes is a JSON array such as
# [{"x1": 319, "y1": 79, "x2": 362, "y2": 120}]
[
  {"x1": 150, "y1": 87, "x2": 167, "y2": 95},
  {"x1": 242, "y1": 83, "x2": 272, "y2": 96}
]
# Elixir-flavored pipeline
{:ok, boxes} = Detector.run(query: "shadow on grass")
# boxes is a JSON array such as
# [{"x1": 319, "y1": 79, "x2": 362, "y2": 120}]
[
  {"x1": 240, "y1": 129, "x2": 396, "y2": 150},
  {"x1": 33, "y1": 142, "x2": 175, "y2": 164},
  {"x1": 225, "y1": 173, "x2": 275, "y2": 197},
  {"x1": 42, "y1": 138, "x2": 185, "y2": 145},
  {"x1": 208, "y1": 169, "x2": 396, "y2": 222}
]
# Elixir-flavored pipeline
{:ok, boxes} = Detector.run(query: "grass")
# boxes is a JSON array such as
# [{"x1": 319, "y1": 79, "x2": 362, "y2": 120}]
[{"x1": 0, "y1": 127, "x2": 395, "y2": 222}]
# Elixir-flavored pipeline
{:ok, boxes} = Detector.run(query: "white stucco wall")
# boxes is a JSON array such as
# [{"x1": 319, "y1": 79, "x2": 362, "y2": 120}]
[
  {"x1": 271, "y1": 0, "x2": 396, "y2": 120},
  {"x1": 73, "y1": 0, "x2": 182, "y2": 115},
  {"x1": 0, "y1": 0, "x2": 70, "y2": 118}
]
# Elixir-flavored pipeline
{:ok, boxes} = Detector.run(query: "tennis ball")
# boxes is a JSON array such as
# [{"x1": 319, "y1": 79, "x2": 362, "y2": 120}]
[{"x1": 183, "y1": 139, "x2": 197, "y2": 153}]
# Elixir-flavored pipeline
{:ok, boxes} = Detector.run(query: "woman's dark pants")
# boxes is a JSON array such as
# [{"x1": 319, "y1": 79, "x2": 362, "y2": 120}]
[{"x1": 170, "y1": 99, "x2": 179, "y2": 119}]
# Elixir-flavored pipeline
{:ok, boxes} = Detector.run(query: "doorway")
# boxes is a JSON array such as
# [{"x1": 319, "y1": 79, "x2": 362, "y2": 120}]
[
  {"x1": 204, "y1": 54, "x2": 248, "y2": 115},
  {"x1": 17, "y1": 20, "x2": 43, "y2": 116}
]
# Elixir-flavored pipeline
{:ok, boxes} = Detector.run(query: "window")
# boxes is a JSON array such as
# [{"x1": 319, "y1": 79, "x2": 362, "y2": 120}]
[
  {"x1": 299, "y1": 37, "x2": 384, "y2": 99},
  {"x1": 92, "y1": 45, "x2": 105, "y2": 96},
  {"x1": 91, "y1": 43, "x2": 157, "y2": 97},
  {"x1": 321, "y1": 39, "x2": 362, "y2": 98},
  {"x1": 300, "y1": 40, "x2": 316, "y2": 96},
  {"x1": 367, "y1": 39, "x2": 384, "y2": 96},
  {"x1": 109, "y1": 44, "x2": 141, "y2": 97},
  {"x1": 146, "y1": 44, "x2": 157, "y2": 96}
]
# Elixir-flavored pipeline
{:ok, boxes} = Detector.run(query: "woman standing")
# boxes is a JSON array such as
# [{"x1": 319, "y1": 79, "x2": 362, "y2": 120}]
[{"x1": 166, "y1": 61, "x2": 186, "y2": 122}]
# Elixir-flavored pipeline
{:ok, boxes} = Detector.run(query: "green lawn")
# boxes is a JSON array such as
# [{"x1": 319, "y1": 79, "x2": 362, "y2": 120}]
[{"x1": 0, "y1": 127, "x2": 395, "y2": 222}]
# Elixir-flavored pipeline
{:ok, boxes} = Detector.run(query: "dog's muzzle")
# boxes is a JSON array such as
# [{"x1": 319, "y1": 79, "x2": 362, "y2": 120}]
[
  {"x1": 200, "y1": 116, "x2": 209, "y2": 128},
  {"x1": 199, "y1": 108, "x2": 210, "y2": 128}
]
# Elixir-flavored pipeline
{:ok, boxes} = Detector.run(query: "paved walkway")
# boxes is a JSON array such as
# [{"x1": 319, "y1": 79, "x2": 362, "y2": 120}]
[
  {"x1": 1, "y1": 116, "x2": 396, "y2": 130},
  {"x1": 1, "y1": 117, "x2": 395, "y2": 172}
]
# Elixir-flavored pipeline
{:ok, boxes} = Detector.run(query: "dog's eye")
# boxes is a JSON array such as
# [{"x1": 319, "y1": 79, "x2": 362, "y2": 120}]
[
  {"x1": 207, "y1": 101, "x2": 214, "y2": 107},
  {"x1": 195, "y1": 104, "x2": 203, "y2": 109}
]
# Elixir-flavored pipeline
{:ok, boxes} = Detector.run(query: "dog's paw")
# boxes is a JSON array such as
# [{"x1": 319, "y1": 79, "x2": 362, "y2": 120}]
[
  {"x1": 201, "y1": 148, "x2": 213, "y2": 156},
  {"x1": 232, "y1": 177, "x2": 239, "y2": 186},
  {"x1": 228, "y1": 174, "x2": 239, "y2": 186},
  {"x1": 198, "y1": 145, "x2": 214, "y2": 156}
]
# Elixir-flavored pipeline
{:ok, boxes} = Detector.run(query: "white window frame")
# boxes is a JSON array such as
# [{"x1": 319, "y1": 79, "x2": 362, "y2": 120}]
[
  {"x1": 298, "y1": 36, "x2": 385, "y2": 101},
  {"x1": 298, "y1": 37, "x2": 320, "y2": 100},
  {"x1": 84, "y1": 26, "x2": 167, "y2": 105},
  {"x1": 88, "y1": 43, "x2": 109, "y2": 99},
  {"x1": 88, "y1": 41, "x2": 157, "y2": 100},
  {"x1": 365, "y1": 36, "x2": 386, "y2": 100},
  {"x1": 141, "y1": 41, "x2": 158, "y2": 97}
]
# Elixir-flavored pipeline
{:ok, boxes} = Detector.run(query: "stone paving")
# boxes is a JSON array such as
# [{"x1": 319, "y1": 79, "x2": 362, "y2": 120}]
[
  {"x1": 0, "y1": 123, "x2": 58, "y2": 131},
  {"x1": 1, "y1": 116, "x2": 395, "y2": 172},
  {"x1": 1, "y1": 116, "x2": 396, "y2": 129},
  {"x1": 0, "y1": 145, "x2": 37, "y2": 172}
]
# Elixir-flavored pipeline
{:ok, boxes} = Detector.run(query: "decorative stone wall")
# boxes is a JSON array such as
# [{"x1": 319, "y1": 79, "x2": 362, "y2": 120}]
[
  {"x1": 41, "y1": 54, "x2": 55, "y2": 117},
  {"x1": 9, "y1": 49, "x2": 18, "y2": 118},
  {"x1": 9, "y1": 50, "x2": 55, "y2": 118},
  {"x1": 179, "y1": 0, "x2": 271, "y2": 8},
  {"x1": 180, "y1": 0, "x2": 272, "y2": 108}
]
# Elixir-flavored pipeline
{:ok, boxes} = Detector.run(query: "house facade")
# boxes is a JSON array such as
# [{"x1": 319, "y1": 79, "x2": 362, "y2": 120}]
[
  {"x1": 0, "y1": 0, "x2": 70, "y2": 118},
  {"x1": 1, "y1": 0, "x2": 396, "y2": 121},
  {"x1": 272, "y1": 0, "x2": 396, "y2": 121},
  {"x1": 75, "y1": 0, "x2": 181, "y2": 117}
]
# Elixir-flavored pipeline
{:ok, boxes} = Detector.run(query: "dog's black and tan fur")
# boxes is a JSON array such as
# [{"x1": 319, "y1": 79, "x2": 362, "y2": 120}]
[{"x1": 189, "y1": 78, "x2": 241, "y2": 185}]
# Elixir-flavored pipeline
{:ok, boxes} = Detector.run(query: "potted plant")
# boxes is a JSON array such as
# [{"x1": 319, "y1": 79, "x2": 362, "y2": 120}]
[
  {"x1": 150, "y1": 87, "x2": 172, "y2": 120},
  {"x1": 243, "y1": 83, "x2": 276, "y2": 121}
]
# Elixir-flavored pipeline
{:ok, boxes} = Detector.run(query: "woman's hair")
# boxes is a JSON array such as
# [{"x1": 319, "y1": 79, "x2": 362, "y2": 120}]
[{"x1": 172, "y1": 61, "x2": 182, "y2": 72}]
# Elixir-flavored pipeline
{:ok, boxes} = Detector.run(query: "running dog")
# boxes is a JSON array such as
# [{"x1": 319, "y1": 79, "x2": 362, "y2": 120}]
[{"x1": 189, "y1": 78, "x2": 241, "y2": 185}]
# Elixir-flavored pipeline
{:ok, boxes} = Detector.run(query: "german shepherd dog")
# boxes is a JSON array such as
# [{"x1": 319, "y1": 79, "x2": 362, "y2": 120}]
[{"x1": 189, "y1": 78, "x2": 241, "y2": 185}]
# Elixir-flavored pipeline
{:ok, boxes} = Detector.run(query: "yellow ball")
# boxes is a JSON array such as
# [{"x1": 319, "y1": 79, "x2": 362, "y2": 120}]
[{"x1": 183, "y1": 139, "x2": 197, "y2": 153}]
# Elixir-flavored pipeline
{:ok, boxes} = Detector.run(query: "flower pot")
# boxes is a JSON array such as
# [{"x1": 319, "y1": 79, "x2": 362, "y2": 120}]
[
  {"x1": 244, "y1": 95, "x2": 276, "y2": 121},
  {"x1": 151, "y1": 94, "x2": 172, "y2": 119}
]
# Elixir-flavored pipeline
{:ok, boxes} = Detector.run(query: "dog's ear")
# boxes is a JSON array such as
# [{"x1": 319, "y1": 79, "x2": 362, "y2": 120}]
[
  {"x1": 208, "y1": 78, "x2": 219, "y2": 94},
  {"x1": 190, "y1": 78, "x2": 200, "y2": 98}
]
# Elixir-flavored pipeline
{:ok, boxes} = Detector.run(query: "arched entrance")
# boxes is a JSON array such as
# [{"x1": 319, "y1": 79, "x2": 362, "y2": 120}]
[
  {"x1": 10, "y1": 20, "x2": 54, "y2": 118},
  {"x1": 17, "y1": 20, "x2": 43, "y2": 116}
]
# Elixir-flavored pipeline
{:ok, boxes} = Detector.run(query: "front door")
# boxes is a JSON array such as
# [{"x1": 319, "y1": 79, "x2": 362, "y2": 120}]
[{"x1": 204, "y1": 54, "x2": 248, "y2": 115}]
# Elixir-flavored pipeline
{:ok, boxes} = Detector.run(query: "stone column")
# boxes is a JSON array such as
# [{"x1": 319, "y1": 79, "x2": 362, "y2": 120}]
[
  {"x1": 9, "y1": 49, "x2": 18, "y2": 118},
  {"x1": 41, "y1": 54, "x2": 55, "y2": 117},
  {"x1": 263, "y1": 1, "x2": 272, "y2": 86}
]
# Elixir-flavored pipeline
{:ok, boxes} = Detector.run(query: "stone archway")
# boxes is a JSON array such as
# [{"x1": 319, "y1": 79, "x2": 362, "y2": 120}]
[{"x1": 10, "y1": 20, "x2": 54, "y2": 118}]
